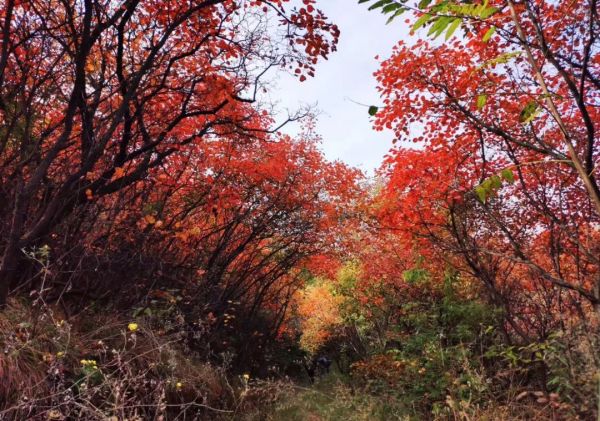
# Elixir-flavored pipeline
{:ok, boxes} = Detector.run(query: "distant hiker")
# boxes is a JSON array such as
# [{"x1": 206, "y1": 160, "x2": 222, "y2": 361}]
[
  {"x1": 302, "y1": 355, "x2": 332, "y2": 383},
  {"x1": 315, "y1": 356, "x2": 332, "y2": 374},
  {"x1": 302, "y1": 357, "x2": 316, "y2": 383}
]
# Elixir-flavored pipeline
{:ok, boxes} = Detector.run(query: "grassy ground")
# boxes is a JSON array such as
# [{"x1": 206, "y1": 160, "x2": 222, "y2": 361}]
[{"x1": 265, "y1": 370, "x2": 408, "y2": 421}]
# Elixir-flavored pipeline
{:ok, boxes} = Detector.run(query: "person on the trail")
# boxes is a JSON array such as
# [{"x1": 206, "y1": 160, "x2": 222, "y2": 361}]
[
  {"x1": 302, "y1": 355, "x2": 332, "y2": 383},
  {"x1": 315, "y1": 356, "x2": 332, "y2": 374}
]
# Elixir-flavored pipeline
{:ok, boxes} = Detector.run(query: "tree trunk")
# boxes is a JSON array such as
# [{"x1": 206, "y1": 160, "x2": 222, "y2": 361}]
[
  {"x1": 0, "y1": 179, "x2": 27, "y2": 308},
  {"x1": 0, "y1": 243, "x2": 19, "y2": 307}
]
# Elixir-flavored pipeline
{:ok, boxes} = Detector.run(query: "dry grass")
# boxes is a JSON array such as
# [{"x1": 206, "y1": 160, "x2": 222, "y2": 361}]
[{"x1": 0, "y1": 298, "x2": 250, "y2": 420}]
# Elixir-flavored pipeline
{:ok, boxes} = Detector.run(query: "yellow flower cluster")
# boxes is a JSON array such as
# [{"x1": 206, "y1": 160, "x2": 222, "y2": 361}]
[
  {"x1": 128, "y1": 323, "x2": 138, "y2": 332},
  {"x1": 223, "y1": 313, "x2": 236, "y2": 325},
  {"x1": 80, "y1": 359, "x2": 97, "y2": 368}
]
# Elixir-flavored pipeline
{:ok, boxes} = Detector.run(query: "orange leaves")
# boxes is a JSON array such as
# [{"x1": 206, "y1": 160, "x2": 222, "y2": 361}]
[
  {"x1": 351, "y1": 354, "x2": 405, "y2": 387},
  {"x1": 108, "y1": 167, "x2": 126, "y2": 183},
  {"x1": 297, "y1": 281, "x2": 342, "y2": 353},
  {"x1": 85, "y1": 60, "x2": 96, "y2": 74},
  {"x1": 113, "y1": 167, "x2": 125, "y2": 179}
]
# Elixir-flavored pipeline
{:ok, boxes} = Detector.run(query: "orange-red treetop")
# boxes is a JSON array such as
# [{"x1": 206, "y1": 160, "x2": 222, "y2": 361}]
[
  {"x1": 0, "y1": 0, "x2": 340, "y2": 248},
  {"x1": 366, "y1": 0, "x2": 600, "y2": 333}
]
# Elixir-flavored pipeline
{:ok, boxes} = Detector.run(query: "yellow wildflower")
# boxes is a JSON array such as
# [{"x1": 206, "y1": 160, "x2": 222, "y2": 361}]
[
  {"x1": 47, "y1": 409, "x2": 63, "y2": 420},
  {"x1": 128, "y1": 323, "x2": 139, "y2": 332},
  {"x1": 176, "y1": 382, "x2": 183, "y2": 390}
]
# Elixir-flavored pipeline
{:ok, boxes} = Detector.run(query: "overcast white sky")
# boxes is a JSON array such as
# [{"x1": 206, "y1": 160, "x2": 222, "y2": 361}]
[{"x1": 270, "y1": 1, "x2": 411, "y2": 175}]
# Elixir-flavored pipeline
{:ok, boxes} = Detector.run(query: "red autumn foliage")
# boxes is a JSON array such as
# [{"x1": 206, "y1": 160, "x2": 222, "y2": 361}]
[
  {"x1": 0, "y1": 0, "x2": 340, "y2": 305},
  {"x1": 363, "y1": 0, "x2": 599, "y2": 340}
]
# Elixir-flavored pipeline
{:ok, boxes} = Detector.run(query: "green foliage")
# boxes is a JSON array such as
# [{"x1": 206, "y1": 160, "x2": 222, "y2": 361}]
[
  {"x1": 344, "y1": 270, "x2": 502, "y2": 417},
  {"x1": 475, "y1": 51, "x2": 523, "y2": 72},
  {"x1": 358, "y1": 0, "x2": 407, "y2": 24},
  {"x1": 482, "y1": 26, "x2": 496, "y2": 42},
  {"x1": 402, "y1": 267, "x2": 429, "y2": 284},
  {"x1": 476, "y1": 93, "x2": 487, "y2": 110},
  {"x1": 474, "y1": 168, "x2": 515, "y2": 203},
  {"x1": 484, "y1": 331, "x2": 599, "y2": 410},
  {"x1": 519, "y1": 100, "x2": 541, "y2": 124},
  {"x1": 500, "y1": 168, "x2": 515, "y2": 183},
  {"x1": 333, "y1": 262, "x2": 387, "y2": 351},
  {"x1": 359, "y1": 0, "x2": 499, "y2": 38}
]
